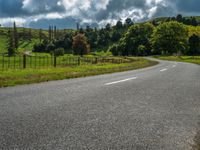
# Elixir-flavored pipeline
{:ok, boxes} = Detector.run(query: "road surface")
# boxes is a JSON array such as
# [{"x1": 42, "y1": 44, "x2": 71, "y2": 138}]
[{"x1": 0, "y1": 58, "x2": 200, "y2": 150}]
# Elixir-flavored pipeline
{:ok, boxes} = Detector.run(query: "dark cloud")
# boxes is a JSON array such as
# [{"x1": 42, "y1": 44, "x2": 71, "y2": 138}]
[
  {"x1": 0, "y1": 0, "x2": 24, "y2": 17},
  {"x1": 0, "y1": 0, "x2": 200, "y2": 28}
]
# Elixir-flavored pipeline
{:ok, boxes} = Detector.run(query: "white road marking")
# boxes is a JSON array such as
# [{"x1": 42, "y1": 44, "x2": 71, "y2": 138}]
[
  {"x1": 105, "y1": 77, "x2": 138, "y2": 85},
  {"x1": 160, "y1": 68, "x2": 167, "y2": 72},
  {"x1": 172, "y1": 65, "x2": 176, "y2": 68}
]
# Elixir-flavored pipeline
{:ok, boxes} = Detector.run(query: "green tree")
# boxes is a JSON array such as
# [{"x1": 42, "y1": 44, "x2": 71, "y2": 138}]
[
  {"x1": 73, "y1": 34, "x2": 90, "y2": 56},
  {"x1": 121, "y1": 23, "x2": 154, "y2": 55},
  {"x1": 188, "y1": 34, "x2": 200, "y2": 55},
  {"x1": 105, "y1": 23, "x2": 111, "y2": 31},
  {"x1": 151, "y1": 21, "x2": 188, "y2": 55},
  {"x1": 116, "y1": 20, "x2": 123, "y2": 29},
  {"x1": 125, "y1": 18, "x2": 133, "y2": 27},
  {"x1": 176, "y1": 14, "x2": 183, "y2": 22},
  {"x1": 7, "y1": 29, "x2": 15, "y2": 56},
  {"x1": 13, "y1": 22, "x2": 18, "y2": 49}
]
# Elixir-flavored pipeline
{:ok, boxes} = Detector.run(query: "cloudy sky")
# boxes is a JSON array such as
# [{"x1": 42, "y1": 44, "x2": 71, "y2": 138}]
[{"x1": 0, "y1": 0, "x2": 200, "y2": 29}]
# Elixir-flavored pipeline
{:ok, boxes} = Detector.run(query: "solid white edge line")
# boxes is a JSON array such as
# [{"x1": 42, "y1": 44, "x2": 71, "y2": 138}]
[
  {"x1": 105, "y1": 77, "x2": 138, "y2": 85},
  {"x1": 160, "y1": 68, "x2": 167, "y2": 72}
]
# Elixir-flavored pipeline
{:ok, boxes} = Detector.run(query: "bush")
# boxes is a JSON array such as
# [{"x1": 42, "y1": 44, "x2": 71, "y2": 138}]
[
  {"x1": 53, "y1": 48, "x2": 65, "y2": 56},
  {"x1": 137, "y1": 45, "x2": 147, "y2": 56},
  {"x1": 46, "y1": 43, "x2": 55, "y2": 53},
  {"x1": 33, "y1": 43, "x2": 46, "y2": 53},
  {"x1": 109, "y1": 44, "x2": 119, "y2": 56},
  {"x1": 72, "y1": 34, "x2": 90, "y2": 56}
]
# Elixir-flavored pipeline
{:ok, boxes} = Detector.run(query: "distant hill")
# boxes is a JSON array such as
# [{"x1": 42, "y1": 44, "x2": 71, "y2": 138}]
[{"x1": 149, "y1": 16, "x2": 200, "y2": 26}]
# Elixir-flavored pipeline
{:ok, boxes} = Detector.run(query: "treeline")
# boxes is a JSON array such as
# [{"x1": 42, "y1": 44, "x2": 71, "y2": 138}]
[
  {"x1": 33, "y1": 18, "x2": 134, "y2": 55},
  {"x1": 6, "y1": 15, "x2": 200, "y2": 57},
  {"x1": 152, "y1": 14, "x2": 200, "y2": 26},
  {"x1": 110, "y1": 20, "x2": 200, "y2": 56}
]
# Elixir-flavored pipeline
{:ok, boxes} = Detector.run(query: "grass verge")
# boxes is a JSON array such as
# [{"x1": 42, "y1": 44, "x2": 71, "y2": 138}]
[
  {"x1": 154, "y1": 56, "x2": 200, "y2": 65},
  {"x1": 0, "y1": 58, "x2": 158, "y2": 87}
]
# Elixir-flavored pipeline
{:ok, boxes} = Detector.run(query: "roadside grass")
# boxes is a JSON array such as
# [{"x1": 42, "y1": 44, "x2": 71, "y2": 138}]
[
  {"x1": 154, "y1": 56, "x2": 200, "y2": 65},
  {"x1": 0, "y1": 58, "x2": 158, "y2": 87},
  {"x1": 0, "y1": 35, "x2": 8, "y2": 53}
]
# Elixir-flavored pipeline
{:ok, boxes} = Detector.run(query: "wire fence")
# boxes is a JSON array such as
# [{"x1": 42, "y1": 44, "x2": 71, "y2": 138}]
[{"x1": 0, "y1": 53, "x2": 134, "y2": 70}]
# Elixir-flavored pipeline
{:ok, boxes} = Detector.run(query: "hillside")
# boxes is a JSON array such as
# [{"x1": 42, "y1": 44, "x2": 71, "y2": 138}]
[
  {"x1": 0, "y1": 27, "x2": 50, "y2": 53},
  {"x1": 0, "y1": 15, "x2": 200, "y2": 54}
]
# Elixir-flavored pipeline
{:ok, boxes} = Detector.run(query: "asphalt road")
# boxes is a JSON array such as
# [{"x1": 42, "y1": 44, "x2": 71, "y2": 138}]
[{"x1": 0, "y1": 58, "x2": 200, "y2": 150}]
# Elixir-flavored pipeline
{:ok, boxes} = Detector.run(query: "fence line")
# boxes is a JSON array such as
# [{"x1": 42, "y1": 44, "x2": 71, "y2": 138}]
[{"x1": 0, "y1": 53, "x2": 133, "y2": 71}]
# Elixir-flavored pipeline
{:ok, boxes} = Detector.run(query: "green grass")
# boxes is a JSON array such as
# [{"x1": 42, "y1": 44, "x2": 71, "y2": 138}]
[
  {"x1": 154, "y1": 56, "x2": 200, "y2": 65},
  {"x1": 0, "y1": 58, "x2": 158, "y2": 87},
  {"x1": 0, "y1": 35, "x2": 8, "y2": 53}
]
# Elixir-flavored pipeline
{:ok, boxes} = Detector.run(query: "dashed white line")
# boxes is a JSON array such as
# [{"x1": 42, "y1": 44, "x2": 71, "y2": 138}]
[
  {"x1": 105, "y1": 77, "x2": 138, "y2": 85},
  {"x1": 160, "y1": 68, "x2": 167, "y2": 72}
]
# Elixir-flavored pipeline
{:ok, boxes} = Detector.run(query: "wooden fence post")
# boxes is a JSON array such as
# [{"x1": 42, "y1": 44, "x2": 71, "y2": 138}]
[
  {"x1": 54, "y1": 55, "x2": 57, "y2": 67},
  {"x1": 78, "y1": 57, "x2": 80, "y2": 66},
  {"x1": 23, "y1": 54, "x2": 26, "y2": 69}
]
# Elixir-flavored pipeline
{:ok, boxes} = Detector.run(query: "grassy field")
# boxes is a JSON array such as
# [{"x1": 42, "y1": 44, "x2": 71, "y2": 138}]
[
  {"x1": 0, "y1": 58, "x2": 158, "y2": 87},
  {"x1": 154, "y1": 56, "x2": 200, "y2": 65}
]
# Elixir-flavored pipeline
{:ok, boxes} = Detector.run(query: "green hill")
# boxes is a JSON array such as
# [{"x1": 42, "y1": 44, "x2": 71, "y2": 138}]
[{"x1": 0, "y1": 27, "x2": 49, "y2": 53}]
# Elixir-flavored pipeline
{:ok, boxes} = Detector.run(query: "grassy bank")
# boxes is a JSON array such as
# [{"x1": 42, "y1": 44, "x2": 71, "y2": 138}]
[
  {"x1": 0, "y1": 58, "x2": 158, "y2": 87},
  {"x1": 154, "y1": 56, "x2": 200, "y2": 65}
]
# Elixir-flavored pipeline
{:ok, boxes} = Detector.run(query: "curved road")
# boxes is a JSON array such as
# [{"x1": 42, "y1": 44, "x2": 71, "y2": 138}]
[{"x1": 0, "y1": 58, "x2": 200, "y2": 150}]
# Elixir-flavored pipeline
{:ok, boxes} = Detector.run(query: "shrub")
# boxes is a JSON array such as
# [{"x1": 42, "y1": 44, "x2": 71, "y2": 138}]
[
  {"x1": 53, "y1": 48, "x2": 65, "y2": 56},
  {"x1": 72, "y1": 34, "x2": 90, "y2": 56},
  {"x1": 109, "y1": 44, "x2": 119, "y2": 56}
]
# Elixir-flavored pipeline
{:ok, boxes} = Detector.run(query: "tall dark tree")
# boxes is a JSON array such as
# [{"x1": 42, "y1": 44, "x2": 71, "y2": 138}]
[
  {"x1": 54, "y1": 26, "x2": 57, "y2": 39},
  {"x1": 48, "y1": 26, "x2": 52, "y2": 42},
  {"x1": 116, "y1": 20, "x2": 123, "y2": 29},
  {"x1": 28, "y1": 28, "x2": 32, "y2": 41},
  {"x1": 105, "y1": 23, "x2": 111, "y2": 30},
  {"x1": 39, "y1": 29, "x2": 42, "y2": 43},
  {"x1": 188, "y1": 34, "x2": 200, "y2": 55},
  {"x1": 13, "y1": 22, "x2": 18, "y2": 49},
  {"x1": 7, "y1": 29, "x2": 15, "y2": 56}
]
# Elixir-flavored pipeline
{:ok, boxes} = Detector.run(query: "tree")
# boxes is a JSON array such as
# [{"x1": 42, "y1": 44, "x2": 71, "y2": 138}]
[
  {"x1": 105, "y1": 23, "x2": 111, "y2": 30},
  {"x1": 109, "y1": 44, "x2": 119, "y2": 56},
  {"x1": 191, "y1": 17, "x2": 198, "y2": 26},
  {"x1": 13, "y1": 22, "x2": 18, "y2": 49},
  {"x1": 116, "y1": 20, "x2": 123, "y2": 29},
  {"x1": 46, "y1": 43, "x2": 55, "y2": 53},
  {"x1": 7, "y1": 29, "x2": 15, "y2": 56},
  {"x1": 28, "y1": 28, "x2": 32, "y2": 41},
  {"x1": 188, "y1": 34, "x2": 200, "y2": 55},
  {"x1": 111, "y1": 30, "x2": 121, "y2": 42},
  {"x1": 137, "y1": 45, "x2": 147, "y2": 56},
  {"x1": 176, "y1": 14, "x2": 183, "y2": 22},
  {"x1": 39, "y1": 29, "x2": 42, "y2": 43},
  {"x1": 151, "y1": 21, "x2": 188, "y2": 55},
  {"x1": 125, "y1": 18, "x2": 133, "y2": 27},
  {"x1": 72, "y1": 34, "x2": 90, "y2": 56},
  {"x1": 120, "y1": 23, "x2": 154, "y2": 56}
]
